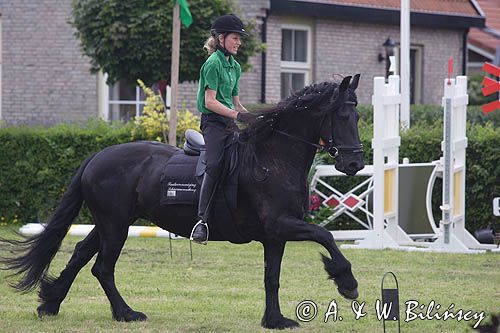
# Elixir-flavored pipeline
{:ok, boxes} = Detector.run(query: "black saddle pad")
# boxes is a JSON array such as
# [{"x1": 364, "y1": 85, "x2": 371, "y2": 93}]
[
  {"x1": 160, "y1": 153, "x2": 200, "y2": 205},
  {"x1": 160, "y1": 138, "x2": 240, "y2": 209},
  {"x1": 160, "y1": 142, "x2": 250, "y2": 244}
]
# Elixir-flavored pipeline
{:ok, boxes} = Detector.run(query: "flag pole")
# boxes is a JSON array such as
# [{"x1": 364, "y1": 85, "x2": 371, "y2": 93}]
[
  {"x1": 400, "y1": 0, "x2": 410, "y2": 129},
  {"x1": 169, "y1": 1, "x2": 180, "y2": 146}
]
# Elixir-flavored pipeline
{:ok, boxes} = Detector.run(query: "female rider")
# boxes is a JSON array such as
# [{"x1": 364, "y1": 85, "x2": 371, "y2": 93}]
[{"x1": 190, "y1": 14, "x2": 260, "y2": 244}]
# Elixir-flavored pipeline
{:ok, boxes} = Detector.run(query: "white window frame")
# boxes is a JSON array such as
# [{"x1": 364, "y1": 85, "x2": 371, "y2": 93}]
[
  {"x1": 99, "y1": 73, "x2": 145, "y2": 121},
  {"x1": 98, "y1": 73, "x2": 171, "y2": 121},
  {"x1": 280, "y1": 23, "x2": 312, "y2": 97}
]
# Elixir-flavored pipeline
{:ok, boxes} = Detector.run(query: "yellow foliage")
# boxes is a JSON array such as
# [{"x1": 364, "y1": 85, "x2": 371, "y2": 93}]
[
  {"x1": 132, "y1": 79, "x2": 200, "y2": 146},
  {"x1": 177, "y1": 106, "x2": 201, "y2": 140}
]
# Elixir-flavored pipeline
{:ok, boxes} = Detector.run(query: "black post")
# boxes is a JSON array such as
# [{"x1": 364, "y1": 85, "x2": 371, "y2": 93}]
[
  {"x1": 385, "y1": 58, "x2": 391, "y2": 80},
  {"x1": 169, "y1": 232, "x2": 173, "y2": 259},
  {"x1": 381, "y1": 271, "x2": 401, "y2": 333}
]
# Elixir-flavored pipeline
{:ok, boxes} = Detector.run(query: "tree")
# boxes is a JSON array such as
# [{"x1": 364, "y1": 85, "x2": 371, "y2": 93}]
[{"x1": 71, "y1": 0, "x2": 263, "y2": 86}]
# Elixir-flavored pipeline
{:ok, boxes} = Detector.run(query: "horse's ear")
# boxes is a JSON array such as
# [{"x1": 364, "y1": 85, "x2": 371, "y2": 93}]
[
  {"x1": 350, "y1": 74, "x2": 360, "y2": 90},
  {"x1": 339, "y1": 76, "x2": 352, "y2": 92}
]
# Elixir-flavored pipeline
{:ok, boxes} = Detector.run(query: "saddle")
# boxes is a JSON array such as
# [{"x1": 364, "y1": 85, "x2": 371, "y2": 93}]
[
  {"x1": 183, "y1": 129, "x2": 205, "y2": 156},
  {"x1": 160, "y1": 129, "x2": 239, "y2": 210},
  {"x1": 183, "y1": 129, "x2": 209, "y2": 178}
]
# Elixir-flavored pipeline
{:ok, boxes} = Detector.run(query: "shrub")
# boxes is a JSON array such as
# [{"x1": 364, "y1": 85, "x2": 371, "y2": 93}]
[
  {"x1": 132, "y1": 79, "x2": 169, "y2": 142},
  {"x1": 131, "y1": 79, "x2": 200, "y2": 145},
  {"x1": 0, "y1": 119, "x2": 139, "y2": 225},
  {"x1": 357, "y1": 104, "x2": 500, "y2": 128},
  {"x1": 468, "y1": 74, "x2": 498, "y2": 106}
]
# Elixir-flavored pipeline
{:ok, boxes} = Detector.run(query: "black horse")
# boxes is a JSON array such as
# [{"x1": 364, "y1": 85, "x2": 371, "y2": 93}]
[{"x1": 1, "y1": 75, "x2": 364, "y2": 329}]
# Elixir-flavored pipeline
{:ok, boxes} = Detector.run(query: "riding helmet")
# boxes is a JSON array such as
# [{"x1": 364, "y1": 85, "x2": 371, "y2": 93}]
[{"x1": 211, "y1": 14, "x2": 249, "y2": 37}]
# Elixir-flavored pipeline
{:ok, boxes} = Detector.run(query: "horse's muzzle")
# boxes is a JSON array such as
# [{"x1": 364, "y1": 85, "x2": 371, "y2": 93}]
[{"x1": 335, "y1": 153, "x2": 364, "y2": 176}]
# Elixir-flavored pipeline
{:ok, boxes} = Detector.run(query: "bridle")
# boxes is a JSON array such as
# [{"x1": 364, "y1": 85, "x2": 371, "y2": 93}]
[{"x1": 273, "y1": 100, "x2": 364, "y2": 158}]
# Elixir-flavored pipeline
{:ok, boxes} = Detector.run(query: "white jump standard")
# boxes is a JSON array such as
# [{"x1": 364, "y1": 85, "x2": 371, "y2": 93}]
[
  {"x1": 345, "y1": 75, "x2": 413, "y2": 249},
  {"x1": 428, "y1": 77, "x2": 495, "y2": 252}
]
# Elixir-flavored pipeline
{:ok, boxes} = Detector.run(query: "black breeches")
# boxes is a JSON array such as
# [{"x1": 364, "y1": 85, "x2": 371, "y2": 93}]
[{"x1": 200, "y1": 113, "x2": 236, "y2": 179}]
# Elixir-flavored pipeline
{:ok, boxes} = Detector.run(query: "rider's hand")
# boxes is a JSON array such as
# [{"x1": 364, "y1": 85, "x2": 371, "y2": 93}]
[{"x1": 236, "y1": 112, "x2": 264, "y2": 125}]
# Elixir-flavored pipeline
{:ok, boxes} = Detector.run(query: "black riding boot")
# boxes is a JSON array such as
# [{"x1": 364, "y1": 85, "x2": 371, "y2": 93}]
[{"x1": 190, "y1": 173, "x2": 217, "y2": 244}]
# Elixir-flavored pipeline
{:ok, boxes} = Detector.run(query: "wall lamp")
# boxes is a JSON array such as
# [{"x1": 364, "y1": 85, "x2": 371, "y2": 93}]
[{"x1": 378, "y1": 37, "x2": 396, "y2": 78}]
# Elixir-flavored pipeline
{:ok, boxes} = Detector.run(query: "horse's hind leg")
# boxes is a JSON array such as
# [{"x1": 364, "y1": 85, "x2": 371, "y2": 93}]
[
  {"x1": 273, "y1": 215, "x2": 358, "y2": 299},
  {"x1": 91, "y1": 217, "x2": 147, "y2": 322},
  {"x1": 37, "y1": 228, "x2": 99, "y2": 317}
]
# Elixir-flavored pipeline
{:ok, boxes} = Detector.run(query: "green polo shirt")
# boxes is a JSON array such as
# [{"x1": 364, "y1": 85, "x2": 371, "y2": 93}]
[{"x1": 197, "y1": 49, "x2": 241, "y2": 115}]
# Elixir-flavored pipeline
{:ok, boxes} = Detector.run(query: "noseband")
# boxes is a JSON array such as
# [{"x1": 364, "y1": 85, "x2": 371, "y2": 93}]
[{"x1": 273, "y1": 101, "x2": 363, "y2": 158}]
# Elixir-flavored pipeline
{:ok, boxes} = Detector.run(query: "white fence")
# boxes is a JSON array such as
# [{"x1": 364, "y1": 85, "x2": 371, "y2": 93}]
[{"x1": 311, "y1": 75, "x2": 497, "y2": 253}]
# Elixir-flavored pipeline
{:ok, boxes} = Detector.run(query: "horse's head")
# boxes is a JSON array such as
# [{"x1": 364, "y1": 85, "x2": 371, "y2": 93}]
[{"x1": 319, "y1": 75, "x2": 364, "y2": 176}]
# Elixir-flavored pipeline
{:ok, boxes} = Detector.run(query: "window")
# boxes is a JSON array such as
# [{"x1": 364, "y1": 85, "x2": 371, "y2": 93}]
[
  {"x1": 282, "y1": 29, "x2": 307, "y2": 62},
  {"x1": 99, "y1": 73, "x2": 170, "y2": 122},
  {"x1": 395, "y1": 45, "x2": 423, "y2": 104},
  {"x1": 108, "y1": 80, "x2": 146, "y2": 122},
  {"x1": 281, "y1": 25, "x2": 312, "y2": 99},
  {"x1": 281, "y1": 73, "x2": 306, "y2": 99}
]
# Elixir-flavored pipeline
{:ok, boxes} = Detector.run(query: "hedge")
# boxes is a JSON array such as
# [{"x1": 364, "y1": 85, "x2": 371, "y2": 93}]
[
  {"x1": 357, "y1": 104, "x2": 500, "y2": 127},
  {"x1": 0, "y1": 120, "x2": 139, "y2": 226},
  {"x1": 0, "y1": 113, "x2": 498, "y2": 233}
]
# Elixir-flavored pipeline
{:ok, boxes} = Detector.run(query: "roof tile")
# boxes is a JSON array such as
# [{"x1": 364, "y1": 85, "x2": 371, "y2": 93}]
[
  {"x1": 469, "y1": 0, "x2": 500, "y2": 54},
  {"x1": 296, "y1": 0, "x2": 481, "y2": 16}
]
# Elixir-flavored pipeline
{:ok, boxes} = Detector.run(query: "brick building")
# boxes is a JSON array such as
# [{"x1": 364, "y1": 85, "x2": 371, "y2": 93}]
[
  {"x1": 467, "y1": 0, "x2": 500, "y2": 74},
  {"x1": 0, "y1": 0, "x2": 485, "y2": 126}
]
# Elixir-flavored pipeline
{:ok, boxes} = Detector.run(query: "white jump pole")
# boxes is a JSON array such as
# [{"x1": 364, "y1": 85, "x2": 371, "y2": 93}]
[{"x1": 20, "y1": 223, "x2": 183, "y2": 239}]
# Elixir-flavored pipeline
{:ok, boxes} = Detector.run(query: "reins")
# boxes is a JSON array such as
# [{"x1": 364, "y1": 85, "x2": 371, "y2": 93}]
[{"x1": 273, "y1": 129, "x2": 326, "y2": 151}]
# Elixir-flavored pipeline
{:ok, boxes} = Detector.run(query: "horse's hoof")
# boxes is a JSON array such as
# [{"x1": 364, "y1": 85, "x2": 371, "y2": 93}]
[
  {"x1": 262, "y1": 315, "x2": 300, "y2": 329},
  {"x1": 114, "y1": 309, "x2": 148, "y2": 322},
  {"x1": 37, "y1": 303, "x2": 60, "y2": 318},
  {"x1": 338, "y1": 286, "x2": 358, "y2": 300}
]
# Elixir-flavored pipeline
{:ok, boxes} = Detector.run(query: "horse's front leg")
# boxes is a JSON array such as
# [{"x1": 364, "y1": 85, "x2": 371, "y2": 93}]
[
  {"x1": 273, "y1": 215, "x2": 359, "y2": 300},
  {"x1": 261, "y1": 241, "x2": 299, "y2": 329}
]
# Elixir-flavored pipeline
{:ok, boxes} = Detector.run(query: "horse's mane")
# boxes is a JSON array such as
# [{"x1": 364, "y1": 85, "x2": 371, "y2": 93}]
[
  {"x1": 237, "y1": 81, "x2": 341, "y2": 174},
  {"x1": 241, "y1": 80, "x2": 340, "y2": 137},
  {"x1": 259, "y1": 81, "x2": 338, "y2": 117}
]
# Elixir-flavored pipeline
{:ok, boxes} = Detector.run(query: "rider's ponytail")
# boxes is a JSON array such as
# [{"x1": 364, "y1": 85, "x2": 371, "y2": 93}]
[{"x1": 203, "y1": 36, "x2": 217, "y2": 55}]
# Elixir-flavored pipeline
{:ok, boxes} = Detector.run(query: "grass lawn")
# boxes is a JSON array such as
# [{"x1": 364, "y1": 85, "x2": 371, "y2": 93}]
[{"x1": 0, "y1": 226, "x2": 498, "y2": 332}]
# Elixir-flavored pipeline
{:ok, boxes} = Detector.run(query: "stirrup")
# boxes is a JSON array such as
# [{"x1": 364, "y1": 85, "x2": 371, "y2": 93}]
[{"x1": 190, "y1": 220, "x2": 209, "y2": 245}]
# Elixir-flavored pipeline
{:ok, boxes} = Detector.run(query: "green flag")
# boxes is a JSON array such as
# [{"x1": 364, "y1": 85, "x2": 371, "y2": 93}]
[{"x1": 176, "y1": 0, "x2": 193, "y2": 28}]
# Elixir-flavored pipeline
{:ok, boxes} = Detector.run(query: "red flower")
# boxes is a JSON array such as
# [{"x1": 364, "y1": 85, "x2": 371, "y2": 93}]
[{"x1": 309, "y1": 194, "x2": 321, "y2": 212}]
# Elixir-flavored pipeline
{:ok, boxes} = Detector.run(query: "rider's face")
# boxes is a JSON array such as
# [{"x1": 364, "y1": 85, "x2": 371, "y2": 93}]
[{"x1": 220, "y1": 33, "x2": 242, "y2": 55}]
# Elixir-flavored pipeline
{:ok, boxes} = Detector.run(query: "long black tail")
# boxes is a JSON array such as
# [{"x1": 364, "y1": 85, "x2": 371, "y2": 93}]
[{"x1": 0, "y1": 153, "x2": 96, "y2": 292}]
